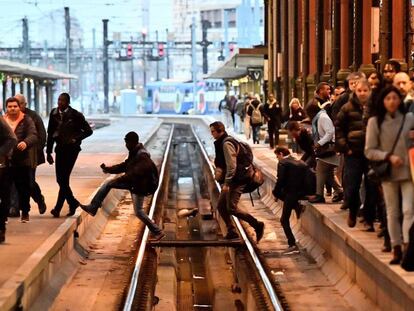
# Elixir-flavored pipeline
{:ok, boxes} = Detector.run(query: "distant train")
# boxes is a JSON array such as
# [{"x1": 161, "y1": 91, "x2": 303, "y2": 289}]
[{"x1": 144, "y1": 79, "x2": 226, "y2": 114}]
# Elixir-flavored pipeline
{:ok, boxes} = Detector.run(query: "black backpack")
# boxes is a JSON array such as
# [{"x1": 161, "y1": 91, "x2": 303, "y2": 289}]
[
  {"x1": 146, "y1": 160, "x2": 159, "y2": 195},
  {"x1": 223, "y1": 137, "x2": 264, "y2": 204}
]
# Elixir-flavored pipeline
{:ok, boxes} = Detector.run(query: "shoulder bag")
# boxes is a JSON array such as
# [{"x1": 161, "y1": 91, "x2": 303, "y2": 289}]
[{"x1": 368, "y1": 114, "x2": 406, "y2": 181}]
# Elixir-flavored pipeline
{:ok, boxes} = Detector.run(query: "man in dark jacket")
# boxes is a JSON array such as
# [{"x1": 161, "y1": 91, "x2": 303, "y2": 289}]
[
  {"x1": 331, "y1": 72, "x2": 365, "y2": 121},
  {"x1": 47, "y1": 93, "x2": 93, "y2": 217},
  {"x1": 273, "y1": 146, "x2": 307, "y2": 253},
  {"x1": 15, "y1": 94, "x2": 47, "y2": 214},
  {"x1": 0, "y1": 115, "x2": 17, "y2": 243},
  {"x1": 335, "y1": 80, "x2": 376, "y2": 229},
  {"x1": 80, "y1": 131, "x2": 164, "y2": 240},
  {"x1": 210, "y1": 121, "x2": 265, "y2": 242}
]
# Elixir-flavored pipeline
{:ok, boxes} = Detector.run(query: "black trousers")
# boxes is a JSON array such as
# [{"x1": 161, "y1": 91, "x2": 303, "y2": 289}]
[
  {"x1": 343, "y1": 155, "x2": 376, "y2": 224},
  {"x1": 0, "y1": 168, "x2": 10, "y2": 230},
  {"x1": 280, "y1": 196, "x2": 299, "y2": 247},
  {"x1": 10, "y1": 166, "x2": 32, "y2": 214},
  {"x1": 217, "y1": 184, "x2": 259, "y2": 233},
  {"x1": 54, "y1": 147, "x2": 80, "y2": 212},
  {"x1": 30, "y1": 167, "x2": 44, "y2": 204},
  {"x1": 268, "y1": 121, "x2": 280, "y2": 148}
]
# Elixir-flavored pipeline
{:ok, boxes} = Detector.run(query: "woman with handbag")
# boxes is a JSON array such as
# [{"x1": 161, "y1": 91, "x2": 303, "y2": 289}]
[{"x1": 365, "y1": 86, "x2": 414, "y2": 265}]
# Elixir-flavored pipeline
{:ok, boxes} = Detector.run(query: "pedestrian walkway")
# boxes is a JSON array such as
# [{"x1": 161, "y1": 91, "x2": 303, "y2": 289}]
[{"x1": 0, "y1": 117, "x2": 161, "y2": 293}]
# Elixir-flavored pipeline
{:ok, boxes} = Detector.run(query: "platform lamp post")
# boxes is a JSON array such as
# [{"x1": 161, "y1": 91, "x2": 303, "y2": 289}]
[{"x1": 142, "y1": 29, "x2": 147, "y2": 90}]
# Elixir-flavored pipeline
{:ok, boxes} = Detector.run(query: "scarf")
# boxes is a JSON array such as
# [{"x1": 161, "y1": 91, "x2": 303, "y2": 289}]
[{"x1": 4, "y1": 111, "x2": 24, "y2": 133}]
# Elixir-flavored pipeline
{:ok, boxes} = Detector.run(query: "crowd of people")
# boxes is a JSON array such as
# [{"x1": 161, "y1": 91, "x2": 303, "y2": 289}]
[
  {"x1": 274, "y1": 60, "x2": 414, "y2": 269},
  {"x1": 0, "y1": 92, "x2": 167, "y2": 244}
]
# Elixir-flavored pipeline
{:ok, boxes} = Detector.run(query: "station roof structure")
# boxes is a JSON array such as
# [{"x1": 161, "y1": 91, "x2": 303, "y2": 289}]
[
  {"x1": 0, "y1": 59, "x2": 77, "y2": 80},
  {"x1": 207, "y1": 53, "x2": 264, "y2": 80}
]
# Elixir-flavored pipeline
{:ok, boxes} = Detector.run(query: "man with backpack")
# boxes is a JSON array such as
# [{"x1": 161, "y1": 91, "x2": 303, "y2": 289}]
[
  {"x1": 273, "y1": 146, "x2": 314, "y2": 253},
  {"x1": 80, "y1": 131, "x2": 164, "y2": 240},
  {"x1": 210, "y1": 121, "x2": 265, "y2": 242}
]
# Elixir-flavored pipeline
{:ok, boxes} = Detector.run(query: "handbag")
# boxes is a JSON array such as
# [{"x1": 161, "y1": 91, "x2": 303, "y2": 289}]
[
  {"x1": 368, "y1": 115, "x2": 406, "y2": 181},
  {"x1": 314, "y1": 142, "x2": 336, "y2": 158}
]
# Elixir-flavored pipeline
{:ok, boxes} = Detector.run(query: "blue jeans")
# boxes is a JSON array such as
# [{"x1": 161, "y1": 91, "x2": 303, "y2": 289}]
[{"x1": 91, "y1": 177, "x2": 161, "y2": 234}]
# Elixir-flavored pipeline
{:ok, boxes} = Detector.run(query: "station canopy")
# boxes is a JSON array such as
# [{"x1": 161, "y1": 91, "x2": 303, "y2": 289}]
[
  {"x1": 207, "y1": 53, "x2": 264, "y2": 80},
  {"x1": 0, "y1": 59, "x2": 77, "y2": 80}
]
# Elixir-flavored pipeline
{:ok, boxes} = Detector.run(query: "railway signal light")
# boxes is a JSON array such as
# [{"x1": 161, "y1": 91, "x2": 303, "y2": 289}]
[
  {"x1": 229, "y1": 43, "x2": 235, "y2": 55},
  {"x1": 158, "y1": 43, "x2": 164, "y2": 58},
  {"x1": 127, "y1": 44, "x2": 133, "y2": 58}
]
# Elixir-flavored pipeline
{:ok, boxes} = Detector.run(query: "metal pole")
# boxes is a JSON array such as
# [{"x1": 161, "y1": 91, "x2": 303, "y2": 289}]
[
  {"x1": 156, "y1": 30, "x2": 160, "y2": 81},
  {"x1": 22, "y1": 17, "x2": 29, "y2": 64},
  {"x1": 166, "y1": 28, "x2": 170, "y2": 79},
  {"x1": 282, "y1": 0, "x2": 289, "y2": 110},
  {"x1": 92, "y1": 28, "x2": 97, "y2": 113},
  {"x1": 103, "y1": 19, "x2": 109, "y2": 114},
  {"x1": 267, "y1": 0, "x2": 274, "y2": 95},
  {"x1": 191, "y1": 17, "x2": 197, "y2": 112},
  {"x1": 224, "y1": 10, "x2": 229, "y2": 58},
  {"x1": 142, "y1": 32, "x2": 147, "y2": 89},
  {"x1": 64, "y1": 7, "x2": 71, "y2": 91}
]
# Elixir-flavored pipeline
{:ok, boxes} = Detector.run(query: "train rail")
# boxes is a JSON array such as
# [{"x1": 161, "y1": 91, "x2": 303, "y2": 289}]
[{"x1": 122, "y1": 124, "x2": 285, "y2": 311}]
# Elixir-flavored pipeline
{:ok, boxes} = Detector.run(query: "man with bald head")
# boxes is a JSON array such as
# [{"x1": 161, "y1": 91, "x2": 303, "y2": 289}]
[
  {"x1": 15, "y1": 94, "x2": 47, "y2": 214},
  {"x1": 393, "y1": 72, "x2": 414, "y2": 113}
]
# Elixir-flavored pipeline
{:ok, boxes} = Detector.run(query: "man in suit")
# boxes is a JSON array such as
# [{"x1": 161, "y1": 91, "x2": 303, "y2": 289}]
[
  {"x1": 273, "y1": 146, "x2": 308, "y2": 253},
  {"x1": 15, "y1": 94, "x2": 47, "y2": 214},
  {"x1": 46, "y1": 93, "x2": 93, "y2": 217}
]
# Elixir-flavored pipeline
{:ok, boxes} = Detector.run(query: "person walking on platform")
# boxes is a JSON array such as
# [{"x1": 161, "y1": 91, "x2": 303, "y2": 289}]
[
  {"x1": 15, "y1": 94, "x2": 47, "y2": 214},
  {"x1": 210, "y1": 121, "x2": 265, "y2": 242},
  {"x1": 47, "y1": 93, "x2": 93, "y2": 218},
  {"x1": 219, "y1": 95, "x2": 233, "y2": 130},
  {"x1": 263, "y1": 93, "x2": 282, "y2": 149},
  {"x1": 365, "y1": 86, "x2": 414, "y2": 265},
  {"x1": 273, "y1": 146, "x2": 308, "y2": 253},
  {"x1": 247, "y1": 94, "x2": 264, "y2": 144},
  {"x1": 0, "y1": 114, "x2": 17, "y2": 242},
  {"x1": 4, "y1": 97, "x2": 38, "y2": 223},
  {"x1": 80, "y1": 131, "x2": 165, "y2": 240}
]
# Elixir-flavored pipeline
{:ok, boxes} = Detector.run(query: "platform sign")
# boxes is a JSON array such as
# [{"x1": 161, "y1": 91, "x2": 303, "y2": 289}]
[{"x1": 247, "y1": 68, "x2": 262, "y2": 81}]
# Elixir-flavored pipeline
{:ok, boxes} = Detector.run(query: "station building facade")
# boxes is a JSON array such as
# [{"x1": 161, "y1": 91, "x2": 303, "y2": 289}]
[{"x1": 265, "y1": 0, "x2": 414, "y2": 111}]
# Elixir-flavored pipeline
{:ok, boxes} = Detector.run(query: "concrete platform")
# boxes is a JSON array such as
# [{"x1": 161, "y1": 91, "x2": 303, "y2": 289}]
[{"x1": 0, "y1": 117, "x2": 162, "y2": 311}]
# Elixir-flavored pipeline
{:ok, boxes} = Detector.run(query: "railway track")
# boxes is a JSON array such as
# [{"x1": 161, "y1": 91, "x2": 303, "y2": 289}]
[{"x1": 122, "y1": 124, "x2": 285, "y2": 311}]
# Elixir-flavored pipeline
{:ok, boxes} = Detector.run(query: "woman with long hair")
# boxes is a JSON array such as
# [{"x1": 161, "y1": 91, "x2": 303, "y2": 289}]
[{"x1": 365, "y1": 86, "x2": 414, "y2": 265}]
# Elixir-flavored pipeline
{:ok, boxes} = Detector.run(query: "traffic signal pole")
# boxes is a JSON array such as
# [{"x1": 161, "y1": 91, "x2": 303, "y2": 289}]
[
  {"x1": 103, "y1": 19, "x2": 109, "y2": 113},
  {"x1": 156, "y1": 30, "x2": 160, "y2": 81}
]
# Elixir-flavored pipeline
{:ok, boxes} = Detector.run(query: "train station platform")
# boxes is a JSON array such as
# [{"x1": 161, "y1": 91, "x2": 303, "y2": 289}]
[
  {"x1": 0, "y1": 117, "x2": 162, "y2": 310},
  {"x1": 1, "y1": 114, "x2": 413, "y2": 310}
]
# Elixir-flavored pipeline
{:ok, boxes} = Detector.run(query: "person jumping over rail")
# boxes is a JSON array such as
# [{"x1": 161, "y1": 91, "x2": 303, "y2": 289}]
[
  {"x1": 80, "y1": 131, "x2": 165, "y2": 241},
  {"x1": 210, "y1": 121, "x2": 265, "y2": 242}
]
